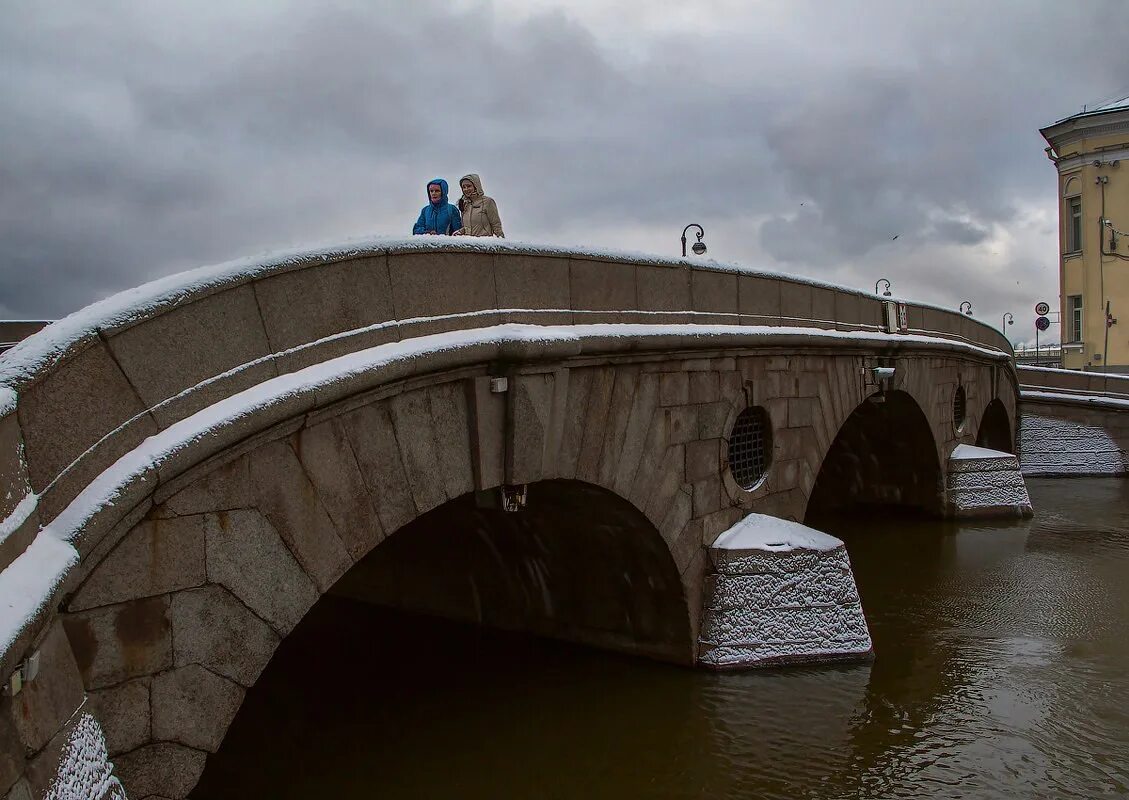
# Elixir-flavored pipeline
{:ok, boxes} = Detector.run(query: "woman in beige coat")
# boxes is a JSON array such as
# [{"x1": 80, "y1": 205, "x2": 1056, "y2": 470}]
[{"x1": 454, "y1": 174, "x2": 504, "y2": 237}]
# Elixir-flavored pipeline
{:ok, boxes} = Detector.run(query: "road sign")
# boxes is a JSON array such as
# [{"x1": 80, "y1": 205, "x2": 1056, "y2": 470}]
[
  {"x1": 1035, "y1": 316, "x2": 1051, "y2": 331},
  {"x1": 1035, "y1": 302, "x2": 1050, "y2": 316}
]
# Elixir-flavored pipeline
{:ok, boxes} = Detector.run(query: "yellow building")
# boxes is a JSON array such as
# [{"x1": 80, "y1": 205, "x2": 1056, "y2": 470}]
[{"x1": 1041, "y1": 95, "x2": 1129, "y2": 372}]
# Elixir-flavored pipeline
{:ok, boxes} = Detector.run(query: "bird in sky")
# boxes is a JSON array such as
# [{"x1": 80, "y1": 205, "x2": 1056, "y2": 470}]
[{"x1": 891, "y1": 234, "x2": 899, "y2": 240}]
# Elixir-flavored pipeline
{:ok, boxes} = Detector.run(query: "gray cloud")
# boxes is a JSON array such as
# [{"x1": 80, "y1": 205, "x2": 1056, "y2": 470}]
[{"x1": 1, "y1": 0, "x2": 1127, "y2": 329}]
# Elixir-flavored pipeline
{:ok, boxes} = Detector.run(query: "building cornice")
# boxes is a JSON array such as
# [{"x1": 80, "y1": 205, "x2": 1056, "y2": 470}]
[{"x1": 1053, "y1": 144, "x2": 1129, "y2": 173}]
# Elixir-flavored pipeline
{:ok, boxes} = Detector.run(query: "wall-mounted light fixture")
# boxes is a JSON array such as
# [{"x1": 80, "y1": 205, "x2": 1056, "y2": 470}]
[
  {"x1": 875, "y1": 278, "x2": 892, "y2": 297},
  {"x1": 960, "y1": 301, "x2": 973, "y2": 316}
]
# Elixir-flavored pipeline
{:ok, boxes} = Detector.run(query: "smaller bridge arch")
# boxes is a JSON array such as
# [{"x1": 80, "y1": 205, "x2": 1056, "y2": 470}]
[
  {"x1": 976, "y1": 398, "x2": 1014, "y2": 453},
  {"x1": 805, "y1": 389, "x2": 944, "y2": 520}
]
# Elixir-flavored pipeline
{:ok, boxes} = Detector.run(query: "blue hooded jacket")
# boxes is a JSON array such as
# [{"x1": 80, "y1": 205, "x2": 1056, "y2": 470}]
[{"x1": 412, "y1": 178, "x2": 462, "y2": 235}]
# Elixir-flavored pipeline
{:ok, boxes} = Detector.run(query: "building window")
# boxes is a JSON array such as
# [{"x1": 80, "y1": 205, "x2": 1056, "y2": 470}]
[
  {"x1": 1066, "y1": 196, "x2": 1082, "y2": 253},
  {"x1": 1068, "y1": 295, "x2": 1083, "y2": 342}
]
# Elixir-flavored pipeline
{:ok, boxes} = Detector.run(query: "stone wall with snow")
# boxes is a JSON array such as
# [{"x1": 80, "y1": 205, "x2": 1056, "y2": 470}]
[
  {"x1": 1019, "y1": 409, "x2": 1129, "y2": 477},
  {"x1": 698, "y1": 514, "x2": 872, "y2": 669}
]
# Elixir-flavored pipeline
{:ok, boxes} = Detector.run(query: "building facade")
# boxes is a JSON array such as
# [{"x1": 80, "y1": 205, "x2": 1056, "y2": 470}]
[{"x1": 1041, "y1": 95, "x2": 1129, "y2": 372}]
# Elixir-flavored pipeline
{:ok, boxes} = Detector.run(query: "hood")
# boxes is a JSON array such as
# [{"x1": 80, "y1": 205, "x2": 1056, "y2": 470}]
[
  {"x1": 426, "y1": 178, "x2": 448, "y2": 205},
  {"x1": 459, "y1": 173, "x2": 484, "y2": 198}
]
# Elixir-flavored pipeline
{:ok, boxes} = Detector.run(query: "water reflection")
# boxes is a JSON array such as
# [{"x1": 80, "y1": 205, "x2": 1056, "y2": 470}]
[{"x1": 196, "y1": 479, "x2": 1129, "y2": 799}]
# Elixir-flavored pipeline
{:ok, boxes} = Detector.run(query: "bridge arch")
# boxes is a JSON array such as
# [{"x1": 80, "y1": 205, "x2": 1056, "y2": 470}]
[
  {"x1": 55, "y1": 360, "x2": 703, "y2": 796},
  {"x1": 330, "y1": 478, "x2": 690, "y2": 659},
  {"x1": 805, "y1": 389, "x2": 943, "y2": 519},
  {"x1": 975, "y1": 397, "x2": 1014, "y2": 453}
]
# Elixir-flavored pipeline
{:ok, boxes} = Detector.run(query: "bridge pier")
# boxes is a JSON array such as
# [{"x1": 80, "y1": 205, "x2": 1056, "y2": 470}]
[
  {"x1": 698, "y1": 514, "x2": 872, "y2": 669},
  {"x1": 944, "y1": 445, "x2": 1033, "y2": 518}
]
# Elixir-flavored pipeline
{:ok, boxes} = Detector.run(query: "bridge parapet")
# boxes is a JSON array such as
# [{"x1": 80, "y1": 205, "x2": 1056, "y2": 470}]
[{"x1": 1018, "y1": 364, "x2": 1129, "y2": 396}]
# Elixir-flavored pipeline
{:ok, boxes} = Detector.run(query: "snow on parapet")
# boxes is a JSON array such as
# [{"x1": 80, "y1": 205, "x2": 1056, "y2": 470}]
[
  {"x1": 0, "y1": 387, "x2": 14, "y2": 418},
  {"x1": 1022, "y1": 389, "x2": 1129, "y2": 410},
  {"x1": 0, "y1": 532, "x2": 78, "y2": 657},
  {"x1": 0, "y1": 235, "x2": 1004, "y2": 390},
  {"x1": 712, "y1": 513, "x2": 842, "y2": 552},
  {"x1": 0, "y1": 493, "x2": 37, "y2": 547}
]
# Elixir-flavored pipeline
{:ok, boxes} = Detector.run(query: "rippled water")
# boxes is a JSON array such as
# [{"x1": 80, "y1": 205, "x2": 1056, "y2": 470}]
[{"x1": 196, "y1": 478, "x2": 1129, "y2": 799}]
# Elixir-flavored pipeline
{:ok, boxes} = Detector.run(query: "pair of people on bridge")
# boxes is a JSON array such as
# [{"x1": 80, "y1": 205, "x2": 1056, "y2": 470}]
[{"x1": 412, "y1": 174, "x2": 504, "y2": 237}]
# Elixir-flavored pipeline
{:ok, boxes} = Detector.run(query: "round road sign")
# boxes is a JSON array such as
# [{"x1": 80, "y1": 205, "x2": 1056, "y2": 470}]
[
  {"x1": 1035, "y1": 316, "x2": 1051, "y2": 331},
  {"x1": 1035, "y1": 302, "x2": 1050, "y2": 316}
]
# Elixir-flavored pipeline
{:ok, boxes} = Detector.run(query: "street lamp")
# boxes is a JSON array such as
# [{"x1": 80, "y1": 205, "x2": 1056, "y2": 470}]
[
  {"x1": 960, "y1": 301, "x2": 973, "y2": 316},
  {"x1": 681, "y1": 224, "x2": 706, "y2": 257},
  {"x1": 1001, "y1": 312, "x2": 1014, "y2": 334},
  {"x1": 875, "y1": 278, "x2": 892, "y2": 297}
]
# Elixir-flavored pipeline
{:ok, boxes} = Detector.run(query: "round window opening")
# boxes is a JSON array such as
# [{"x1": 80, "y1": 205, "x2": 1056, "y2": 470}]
[
  {"x1": 727, "y1": 406, "x2": 772, "y2": 490},
  {"x1": 953, "y1": 385, "x2": 967, "y2": 431}
]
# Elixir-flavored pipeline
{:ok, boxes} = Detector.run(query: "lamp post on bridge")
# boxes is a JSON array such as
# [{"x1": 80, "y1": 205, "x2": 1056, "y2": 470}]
[
  {"x1": 1002, "y1": 312, "x2": 1014, "y2": 335},
  {"x1": 875, "y1": 278, "x2": 892, "y2": 297},
  {"x1": 960, "y1": 301, "x2": 973, "y2": 316},
  {"x1": 681, "y1": 224, "x2": 707, "y2": 257}
]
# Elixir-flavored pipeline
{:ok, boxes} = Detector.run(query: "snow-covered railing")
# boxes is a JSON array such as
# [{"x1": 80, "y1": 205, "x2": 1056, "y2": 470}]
[{"x1": 1017, "y1": 364, "x2": 1129, "y2": 401}]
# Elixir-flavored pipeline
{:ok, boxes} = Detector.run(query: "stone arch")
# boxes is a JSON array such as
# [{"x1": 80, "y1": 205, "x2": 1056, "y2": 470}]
[
  {"x1": 56, "y1": 363, "x2": 699, "y2": 798},
  {"x1": 804, "y1": 390, "x2": 943, "y2": 520},
  {"x1": 296, "y1": 478, "x2": 690, "y2": 659},
  {"x1": 975, "y1": 398, "x2": 1013, "y2": 453}
]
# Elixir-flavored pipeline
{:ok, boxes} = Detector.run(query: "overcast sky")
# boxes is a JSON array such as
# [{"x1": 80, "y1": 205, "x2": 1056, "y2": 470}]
[{"x1": 3, "y1": 0, "x2": 1128, "y2": 345}]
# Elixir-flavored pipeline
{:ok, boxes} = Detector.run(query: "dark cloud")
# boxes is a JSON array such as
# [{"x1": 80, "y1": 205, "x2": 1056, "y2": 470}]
[{"x1": 1, "y1": 0, "x2": 1127, "y2": 325}]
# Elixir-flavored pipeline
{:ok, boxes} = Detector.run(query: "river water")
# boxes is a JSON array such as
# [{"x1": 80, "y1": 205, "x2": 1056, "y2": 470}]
[{"x1": 195, "y1": 478, "x2": 1129, "y2": 799}]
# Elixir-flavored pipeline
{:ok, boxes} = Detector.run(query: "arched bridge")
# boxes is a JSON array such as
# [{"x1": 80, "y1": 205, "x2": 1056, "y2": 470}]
[{"x1": 0, "y1": 239, "x2": 1022, "y2": 798}]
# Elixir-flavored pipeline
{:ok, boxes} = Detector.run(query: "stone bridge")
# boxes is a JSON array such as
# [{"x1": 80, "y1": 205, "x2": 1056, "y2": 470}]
[{"x1": 0, "y1": 239, "x2": 1021, "y2": 799}]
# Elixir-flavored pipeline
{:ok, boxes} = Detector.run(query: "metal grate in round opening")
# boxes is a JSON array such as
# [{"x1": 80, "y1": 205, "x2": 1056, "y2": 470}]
[
  {"x1": 727, "y1": 406, "x2": 772, "y2": 490},
  {"x1": 953, "y1": 385, "x2": 966, "y2": 430}
]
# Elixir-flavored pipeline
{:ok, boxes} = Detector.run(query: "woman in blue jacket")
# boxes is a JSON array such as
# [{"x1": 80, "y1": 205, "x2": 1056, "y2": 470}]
[{"x1": 412, "y1": 178, "x2": 462, "y2": 235}]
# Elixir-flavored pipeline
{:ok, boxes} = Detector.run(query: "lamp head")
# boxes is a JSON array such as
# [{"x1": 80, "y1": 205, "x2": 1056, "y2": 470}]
[
  {"x1": 691, "y1": 241, "x2": 707, "y2": 255},
  {"x1": 882, "y1": 289, "x2": 892, "y2": 297}
]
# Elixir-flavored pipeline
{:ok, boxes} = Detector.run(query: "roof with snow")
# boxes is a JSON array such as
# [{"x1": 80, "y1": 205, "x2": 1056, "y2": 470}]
[{"x1": 1045, "y1": 91, "x2": 1129, "y2": 129}]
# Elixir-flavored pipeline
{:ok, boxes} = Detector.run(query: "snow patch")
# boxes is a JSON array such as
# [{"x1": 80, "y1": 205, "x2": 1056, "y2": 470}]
[
  {"x1": 44, "y1": 712, "x2": 126, "y2": 800},
  {"x1": 950, "y1": 444, "x2": 1013, "y2": 460},
  {"x1": 0, "y1": 493, "x2": 37, "y2": 546},
  {"x1": 0, "y1": 387, "x2": 14, "y2": 418},
  {"x1": 712, "y1": 513, "x2": 842, "y2": 552}
]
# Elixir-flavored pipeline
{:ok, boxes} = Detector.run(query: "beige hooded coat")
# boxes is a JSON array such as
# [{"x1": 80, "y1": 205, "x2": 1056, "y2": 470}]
[{"x1": 457, "y1": 174, "x2": 504, "y2": 237}]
